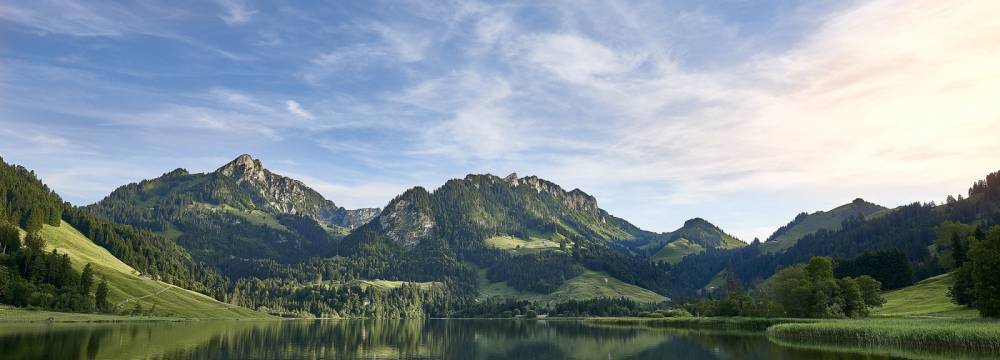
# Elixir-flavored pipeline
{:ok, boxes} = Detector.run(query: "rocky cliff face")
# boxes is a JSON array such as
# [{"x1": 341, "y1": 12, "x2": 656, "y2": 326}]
[
  {"x1": 333, "y1": 208, "x2": 383, "y2": 229},
  {"x1": 502, "y1": 173, "x2": 599, "y2": 215},
  {"x1": 377, "y1": 187, "x2": 435, "y2": 248},
  {"x1": 214, "y1": 154, "x2": 379, "y2": 229}
]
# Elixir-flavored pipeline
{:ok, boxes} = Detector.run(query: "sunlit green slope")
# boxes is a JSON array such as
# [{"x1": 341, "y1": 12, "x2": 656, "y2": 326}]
[
  {"x1": 478, "y1": 270, "x2": 668, "y2": 304},
  {"x1": 38, "y1": 221, "x2": 268, "y2": 319},
  {"x1": 875, "y1": 273, "x2": 978, "y2": 319},
  {"x1": 762, "y1": 199, "x2": 886, "y2": 254}
]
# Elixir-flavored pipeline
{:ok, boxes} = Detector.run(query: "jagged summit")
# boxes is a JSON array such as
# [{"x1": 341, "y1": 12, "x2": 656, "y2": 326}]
[
  {"x1": 346, "y1": 171, "x2": 655, "y2": 251},
  {"x1": 217, "y1": 154, "x2": 265, "y2": 178},
  {"x1": 95, "y1": 154, "x2": 380, "y2": 231},
  {"x1": 216, "y1": 154, "x2": 279, "y2": 188}
]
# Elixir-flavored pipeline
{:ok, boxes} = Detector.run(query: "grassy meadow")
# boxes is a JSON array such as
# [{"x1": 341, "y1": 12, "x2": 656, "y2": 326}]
[
  {"x1": 36, "y1": 221, "x2": 269, "y2": 319},
  {"x1": 764, "y1": 271, "x2": 999, "y2": 355},
  {"x1": 875, "y1": 273, "x2": 978, "y2": 318},
  {"x1": 477, "y1": 269, "x2": 668, "y2": 304},
  {"x1": 0, "y1": 305, "x2": 181, "y2": 323}
]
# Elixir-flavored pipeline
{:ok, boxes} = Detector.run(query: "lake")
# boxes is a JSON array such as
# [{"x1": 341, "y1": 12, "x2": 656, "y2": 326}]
[{"x1": 0, "y1": 319, "x2": 977, "y2": 359}]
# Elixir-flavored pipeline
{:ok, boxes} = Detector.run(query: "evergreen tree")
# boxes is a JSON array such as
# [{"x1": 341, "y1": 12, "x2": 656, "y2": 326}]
[
  {"x1": 968, "y1": 227, "x2": 1000, "y2": 317},
  {"x1": 952, "y1": 233, "x2": 968, "y2": 267},
  {"x1": 0, "y1": 222, "x2": 19, "y2": 254},
  {"x1": 95, "y1": 278, "x2": 110, "y2": 313},
  {"x1": 79, "y1": 264, "x2": 94, "y2": 296},
  {"x1": 950, "y1": 265, "x2": 975, "y2": 307}
]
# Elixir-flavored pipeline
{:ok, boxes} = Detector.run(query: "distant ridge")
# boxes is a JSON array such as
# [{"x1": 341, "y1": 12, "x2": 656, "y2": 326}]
[{"x1": 762, "y1": 198, "x2": 886, "y2": 253}]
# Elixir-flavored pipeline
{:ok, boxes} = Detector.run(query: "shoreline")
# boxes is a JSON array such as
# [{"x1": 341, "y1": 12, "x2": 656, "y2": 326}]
[
  {"x1": 0, "y1": 306, "x2": 277, "y2": 323},
  {"x1": 5, "y1": 305, "x2": 1000, "y2": 355}
]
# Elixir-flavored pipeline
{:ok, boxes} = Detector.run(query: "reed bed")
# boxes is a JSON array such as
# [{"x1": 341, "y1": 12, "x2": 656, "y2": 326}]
[
  {"x1": 585, "y1": 317, "x2": 814, "y2": 332},
  {"x1": 767, "y1": 318, "x2": 1000, "y2": 353}
]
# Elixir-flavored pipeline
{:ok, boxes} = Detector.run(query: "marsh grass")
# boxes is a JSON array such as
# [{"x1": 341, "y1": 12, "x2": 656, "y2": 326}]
[
  {"x1": 0, "y1": 306, "x2": 181, "y2": 323},
  {"x1": 767, "y1": 318, "x2": 1000, "y2": 353},
  {"x1": 585, "y1": 317, "x2": 814, "y2": 332}
]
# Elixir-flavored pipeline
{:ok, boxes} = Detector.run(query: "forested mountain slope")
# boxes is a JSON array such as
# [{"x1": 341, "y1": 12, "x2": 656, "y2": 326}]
[
  {"x1": 668, "y1": 170, "x2": 1000, "y2": 298},
  {"x1": 761, "y1": 198, "x2": 886, "y2": 253},
  {"x1": 88, "y1": 154, "x2": 379, "y2": 270},
  {"x1": 339, "y1": 173, "x2": 674, "y2": 296},
  {"x1": 0, "y1": 156, "x2": 259, "y2": 317},
  {"x1": 642, "y1": 218, "x2": 745, "y2": 264}
]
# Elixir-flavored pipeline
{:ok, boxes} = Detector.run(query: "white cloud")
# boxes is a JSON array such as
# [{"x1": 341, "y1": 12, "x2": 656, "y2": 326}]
[
  {"x1": 216, "y1": 0, "x2": 256, "y2": 26},
  {"x1": 285, "y1": 100, "x2": 315, "y2": 120},
  {"x1": 512, "y1": 33, "x2": 648, "y2": 87},
  {"x1": 372, "y1": 0, "x2": 1000, "y2": 240}
]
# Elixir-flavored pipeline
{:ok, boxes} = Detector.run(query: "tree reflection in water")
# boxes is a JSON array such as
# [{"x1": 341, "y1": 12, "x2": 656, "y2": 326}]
[{"x1": 0, "y1": 319, "x2": 944, "y2": 359}]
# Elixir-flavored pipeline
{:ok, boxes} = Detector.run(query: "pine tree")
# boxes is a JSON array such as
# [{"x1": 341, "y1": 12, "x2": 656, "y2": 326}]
[
  {"x1": 79, "y1": 264, "x2": 94, "y2": 295},
  {"x1": 95, "y1": 278, "x2": 110, "y2": 313},
  {"x1": 0, "y1": 222, "x2": 19, "y2": 254},
  {"x1": 950, "y1": 265, "x2": 975, "y2": 307},
  {"x1": 969, "y1": 227, "x2": 1000, "y2": 317},
  {"x1": 952, "y1": 233, "x2": 968, "y2": 267}
]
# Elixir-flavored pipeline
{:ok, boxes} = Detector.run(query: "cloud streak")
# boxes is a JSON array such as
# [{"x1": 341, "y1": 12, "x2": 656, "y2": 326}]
[{"x1": 216, "y1": 0, "x2": 256, "y2": 26}]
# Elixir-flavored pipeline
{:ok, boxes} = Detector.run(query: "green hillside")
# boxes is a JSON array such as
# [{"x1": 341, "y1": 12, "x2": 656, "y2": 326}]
[
  {"x1": 648, "y1": 218, "x2": 745, "y2": 264},
  {"x1": 478, "y1": 270, "x2": 667, "y2": 304},
  {"x1": 875, "y1": 273, "x2": 978, "y2": 319},
  {"x1": 485, "y1": 235, "x2": 563, "y2": 253},
  {"x1": 652, "y1": 239, "x2": 703, "y2": 264},
  {"x1": 38, "y1": 221, "x2": 268, "y2": 319},
  {"x1": 341, "y1": 173, "x2": 674, "y2": 297},
  {"x1": 762, "y1": 199, "x2": 885, "y2": 254}
]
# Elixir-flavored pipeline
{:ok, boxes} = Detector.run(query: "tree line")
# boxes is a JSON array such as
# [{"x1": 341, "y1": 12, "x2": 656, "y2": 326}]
[
  {"x1": 945, "y1": 224, "x2": 1000, "y2": 317},
  {"x1": 685, "y1": 257, "x2": 885, "y2": 318},
  {"x1": 0, "y1": 222, "x2": 110, "y2": 313}
]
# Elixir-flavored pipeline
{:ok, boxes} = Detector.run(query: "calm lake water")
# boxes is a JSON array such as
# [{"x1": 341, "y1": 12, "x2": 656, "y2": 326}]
[{"x1": 0, "y1": 319, "x2": 973, "y2": 360}]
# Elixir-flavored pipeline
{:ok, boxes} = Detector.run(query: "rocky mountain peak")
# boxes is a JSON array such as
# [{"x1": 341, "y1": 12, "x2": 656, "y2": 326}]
[
  {"x1": 378, "y1": 187, "x2": 434, "y2": 248},
  {"x1": 217, "y1": 154, "x2": 267, "y2": 182},
  {"x1": 210, "y1": 154, "x2": 379, "y2": 229}
]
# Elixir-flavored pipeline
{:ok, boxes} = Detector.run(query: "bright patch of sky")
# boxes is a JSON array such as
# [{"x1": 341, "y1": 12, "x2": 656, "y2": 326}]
[{"x1": 2, "y1": 0, "x2": 999, "y2": 241}]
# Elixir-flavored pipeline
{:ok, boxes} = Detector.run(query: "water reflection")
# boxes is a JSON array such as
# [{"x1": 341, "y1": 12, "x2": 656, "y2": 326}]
[{"x1": 0, "y1": 319, "x2": 971, "y2": 359}]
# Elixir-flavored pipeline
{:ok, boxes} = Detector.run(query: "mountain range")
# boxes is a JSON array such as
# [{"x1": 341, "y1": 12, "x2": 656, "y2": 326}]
[{"x1": 4, "y1": 153, "x2": 1000, "y2": 318}]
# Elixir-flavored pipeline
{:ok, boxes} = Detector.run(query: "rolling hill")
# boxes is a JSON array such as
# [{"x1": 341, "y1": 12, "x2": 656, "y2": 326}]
[
  {"x1": 875, "y1": 273, "x2": 978, "y2": 319},
  {"x1": 644, "y1": 218, "x2": 745, "y2": 264},
  {"x1": 477, "y1": 269, "x2": 667, "y2": 304},
  {"x1": 762, "y1": 198, "x2": 886, "y2": 253},
  {"x1": 37, "y1": 221, "x2": 267, "y2": 318}
]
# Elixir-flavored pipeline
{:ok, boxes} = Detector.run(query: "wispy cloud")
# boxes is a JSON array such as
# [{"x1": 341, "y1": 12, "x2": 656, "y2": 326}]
[
  {"x1": 285, "y1": 100, "x2": 314, "y2": 120},
  {"x1": 0, "y1": 0, "x2": 249, "y2": 60},
  {"x1": 216, "y1": 0, "x2": 256, "y2": 26}
]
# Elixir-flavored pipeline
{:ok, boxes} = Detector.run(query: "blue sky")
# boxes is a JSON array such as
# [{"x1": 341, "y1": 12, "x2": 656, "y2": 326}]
[{"x1": 2, "y1": 0, "x2": 999, "y2": 241}]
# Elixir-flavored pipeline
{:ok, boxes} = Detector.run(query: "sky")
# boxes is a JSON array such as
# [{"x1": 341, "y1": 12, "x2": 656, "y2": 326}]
[{"x1": 1, "y1": 0, "x2": 999, "y2": 241}]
